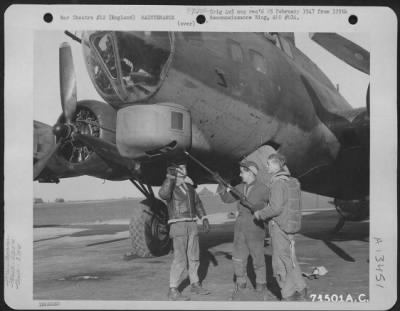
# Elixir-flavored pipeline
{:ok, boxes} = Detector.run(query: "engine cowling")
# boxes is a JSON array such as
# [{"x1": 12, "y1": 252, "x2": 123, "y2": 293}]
[
  {"x1": 56, "y1": 100, "x2": 117, "y2": 165},
  {"x1": 334, "y1": 198, "x2": 369, "y2": 221},
  {"x1": 35, "y1": 100, "x2": 119, "y2": 182}
]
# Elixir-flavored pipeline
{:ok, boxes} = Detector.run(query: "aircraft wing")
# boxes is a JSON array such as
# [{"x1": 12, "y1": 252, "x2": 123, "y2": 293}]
[
  {"x1": 34, "y1": 120, "x2": 60, "y2": 179},
  {"x1": 34, "y1": 121, "x2": 56, "y2": 162},
  {"x1": 309, "y1": 33, "x2": 370, "y2": 75}
]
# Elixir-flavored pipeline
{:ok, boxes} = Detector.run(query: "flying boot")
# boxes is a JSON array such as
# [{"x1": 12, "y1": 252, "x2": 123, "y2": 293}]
[
  {"x1": 231, "y1": 282, "x2": 248, "y2": 301},
  {"x1": 190, "y1": 282, "x2": 210, "y2": 295},
  {"x1": 168, "y1": 287, "x2": 190, "y2": 301},
  {"x1": 255, "y1": 283, "x2": 278, "y2": 301},
  {"x1": 281, "y1": 288, "x2": 308, "y2": 301}
]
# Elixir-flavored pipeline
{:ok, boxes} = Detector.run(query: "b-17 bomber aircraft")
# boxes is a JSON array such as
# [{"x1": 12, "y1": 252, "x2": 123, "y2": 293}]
[{"x1": 34, "y1": 31, "x2": 370, "y2": 257}]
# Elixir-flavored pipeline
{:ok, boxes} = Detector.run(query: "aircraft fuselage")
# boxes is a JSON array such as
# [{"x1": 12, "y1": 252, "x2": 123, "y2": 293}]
[{"x1": 42, "y1": 31, "x2": 368, "y2": 200}]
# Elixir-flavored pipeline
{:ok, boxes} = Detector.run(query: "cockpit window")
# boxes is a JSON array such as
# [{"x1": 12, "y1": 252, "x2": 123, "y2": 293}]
[
  {"x1": 279, "y1": 37, "x2": 294, "y2": 59},
  {"x1": 249, "y1": 50, "x2": 266, "y2": 74},
  {"x1": 86, "y1": 31, "x2": 172, "y2": 105},
  {"x1": 92, "y1": 34, "x2": 118, "y2": 78},
  {"x1": 227, "y1": 39, "x2": 244, "y2": 63},
  {"x1": 115, "y1": 31, "x2": 171, "y2": 97},
  {"x1": 92, "y1": 57, "x2": 114, "y2": 95},
  {"x1": 86, "y1": 43, "x2": 114, "y2": 96},
  {"x1": 271, "y1": 33, "x2": 282, "y2": 49}
]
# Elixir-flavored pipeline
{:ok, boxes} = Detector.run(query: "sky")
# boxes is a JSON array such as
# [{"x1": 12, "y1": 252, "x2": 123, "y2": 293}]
[{"x1": 33, "y1": 31, "x2": 370, "y2": 201}]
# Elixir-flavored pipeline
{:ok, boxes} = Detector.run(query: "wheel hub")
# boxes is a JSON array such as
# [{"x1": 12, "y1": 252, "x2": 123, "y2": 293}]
[{"x1": 151, "y1": 214, "x2": 169, "y2": 242}]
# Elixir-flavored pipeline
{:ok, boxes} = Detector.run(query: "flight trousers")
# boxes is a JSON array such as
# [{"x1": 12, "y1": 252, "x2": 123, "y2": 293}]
[
  {"x1": 232, "y1": 215, "x2": 266, "y2": 285},
  {"x1": 169, "y1": 221, "x2": 200, "y2": 288},
  {"x1": 269, "y1": 220, "x2": 307, "y2": 298}
]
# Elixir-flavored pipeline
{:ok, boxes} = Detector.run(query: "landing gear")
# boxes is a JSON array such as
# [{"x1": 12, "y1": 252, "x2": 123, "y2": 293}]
[
  {"x1": 331, "y1": 198, "x2": 369, "y2": 234},
  {"x1": 127, "y1": 179, "x2": 171, "y2": 257}
]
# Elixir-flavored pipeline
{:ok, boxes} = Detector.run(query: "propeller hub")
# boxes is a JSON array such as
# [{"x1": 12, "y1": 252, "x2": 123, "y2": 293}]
[{"x1": 53, "y1": 124, "x2": 73, "y2": 139}]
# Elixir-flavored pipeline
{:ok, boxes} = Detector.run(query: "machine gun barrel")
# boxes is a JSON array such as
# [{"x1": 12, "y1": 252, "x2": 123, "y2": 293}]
[{"x1": 183, "y1": 151, "x2": 254, "y2": 213}]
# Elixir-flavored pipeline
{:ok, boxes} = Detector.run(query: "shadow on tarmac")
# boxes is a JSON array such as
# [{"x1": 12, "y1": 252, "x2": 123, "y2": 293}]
[
  {"x1": 175, "y1": 222, "x2": 283, "y2": 298},
  {"x1": 300, "y1": 210, "x2": 369, "y2": 262},
  {"x1": 35, "y1": 210, "x2": 368, "y2": 273},
  {"x1": 34, "y1": 224, "x2": 129, "y2": 243},
  {"x1": 176, "y1": 210, "x2": 368, "y2": 295},
  {"x1": 177, "y1": 223, "x2": 234, "y2": 292}
]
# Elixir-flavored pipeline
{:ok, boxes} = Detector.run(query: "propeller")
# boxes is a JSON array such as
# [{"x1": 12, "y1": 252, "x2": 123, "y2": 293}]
[
  {"x1": 59, "y1": 42, "x2": 78, "y2": 123},
  {"x1": 309, "y1": 33, "x2": 370, "y2": 75},
  {"x1": 34, "y1": 42, "x2": 78, "y2": 179}
]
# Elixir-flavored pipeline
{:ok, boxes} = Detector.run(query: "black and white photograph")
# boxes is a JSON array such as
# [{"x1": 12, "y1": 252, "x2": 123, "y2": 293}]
[{"x1": 4, "y1": 5, "x2": 397, "y2": 310}]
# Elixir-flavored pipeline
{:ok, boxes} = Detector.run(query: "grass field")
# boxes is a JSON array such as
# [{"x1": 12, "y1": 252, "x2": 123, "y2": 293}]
[{"x1": 34, "y1": 192, "x2": 332, "y2": 227}]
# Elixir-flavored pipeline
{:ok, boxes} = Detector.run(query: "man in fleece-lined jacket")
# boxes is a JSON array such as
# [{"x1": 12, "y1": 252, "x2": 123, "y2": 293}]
[{"x1": 159, "y1": 158, "x2": 210, "y2": 301}]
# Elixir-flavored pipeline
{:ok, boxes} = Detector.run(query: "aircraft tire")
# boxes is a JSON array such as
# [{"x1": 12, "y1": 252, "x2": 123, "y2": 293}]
[{"x1": 129, "y1": 199, "x2": 171, "y2": 257}]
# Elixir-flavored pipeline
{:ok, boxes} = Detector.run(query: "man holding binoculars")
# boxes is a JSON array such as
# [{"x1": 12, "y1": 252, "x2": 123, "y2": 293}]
[{"x1": 159, "y1": 158, "x2": 211, "y2": 301}]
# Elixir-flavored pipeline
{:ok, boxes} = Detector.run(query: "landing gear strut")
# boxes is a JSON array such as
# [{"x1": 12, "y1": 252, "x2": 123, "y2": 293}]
[{"x1": 126, "y1": 178, "x2": 171, "y2": 258}]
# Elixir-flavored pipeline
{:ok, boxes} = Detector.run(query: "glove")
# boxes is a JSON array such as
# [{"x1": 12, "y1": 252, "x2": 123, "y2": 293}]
[
  {"x1": 202, "y1": 218, "x2": 210, "y2": 233},
  {"x1": 217, "y1": 183, "x2": 227, "y2": 194},
  {"x1": 166, "y1": 166, "x2": 177, "y2": 179},
  {"x1": 213, "y1": 173, "x2": 229, "y2": 188},
  {"x1": 213, "y1": 172, "x2": 222, "y2": 183}
]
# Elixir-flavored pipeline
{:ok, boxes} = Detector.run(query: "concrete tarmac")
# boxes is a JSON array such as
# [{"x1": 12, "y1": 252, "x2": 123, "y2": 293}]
[{"x1": 34, "y1": 196, "x2": 369, "y2": 302}]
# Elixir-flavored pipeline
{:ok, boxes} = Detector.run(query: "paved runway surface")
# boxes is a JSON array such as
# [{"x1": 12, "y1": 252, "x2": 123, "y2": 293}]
[{"x1": 34, "y1": 194, "x2": 369, "y2": 302}]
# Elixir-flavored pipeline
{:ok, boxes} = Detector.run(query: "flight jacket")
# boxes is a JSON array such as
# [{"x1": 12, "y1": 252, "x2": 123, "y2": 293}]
[
  {"x1": 218, "y1": 180, "x2": 269, "y2": 217},
  {"x1": 158, "y1": 175, "x2": 207, "y2": 224}
]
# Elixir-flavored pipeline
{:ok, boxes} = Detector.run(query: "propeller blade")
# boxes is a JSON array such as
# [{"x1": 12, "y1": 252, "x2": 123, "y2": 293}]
[
  {"x1": 33, "y1": 140, "x2": 61, "y2": 180},
  {"x1": 59, "y1": 42, "x2": 77, "y2": 123},
  {"x1": 310, "y1": 33, "x2": 370, "y2": 75}
]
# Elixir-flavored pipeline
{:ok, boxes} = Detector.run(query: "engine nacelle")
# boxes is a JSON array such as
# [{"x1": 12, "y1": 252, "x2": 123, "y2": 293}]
[
  {"x1": 53, "y1": 100, "x2": 116, "y2": 171},
  {"x1": 116, "y1": 103, "x2": 192, "y2": 158},
  {"x1": 335, "y1": 198, "x2": 369, "y2": 221},
  {"x1": 37, "y1": 100, "x2": 119, "y2": 182}
]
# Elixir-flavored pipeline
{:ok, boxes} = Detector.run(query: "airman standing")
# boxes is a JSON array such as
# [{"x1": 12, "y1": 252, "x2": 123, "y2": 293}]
[
  {"x1": 159, "y1": 159, "x2": 211, "y2": 301},
  {"x1": 254, "y1": 153, "x2": 307, "y2": 301},
  {"x1": 218, "y1": 161, "x2": 273, "y2": 300}
]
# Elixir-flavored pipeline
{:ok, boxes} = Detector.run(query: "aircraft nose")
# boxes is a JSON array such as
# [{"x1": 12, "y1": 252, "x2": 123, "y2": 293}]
[{"x1": 85, "y1": 31, "x2": 173, "y2": 107}]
